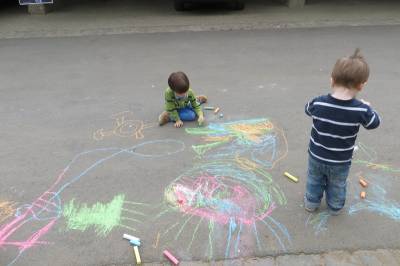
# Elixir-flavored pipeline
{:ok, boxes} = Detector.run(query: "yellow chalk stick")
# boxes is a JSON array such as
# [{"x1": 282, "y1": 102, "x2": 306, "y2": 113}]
[
  {"x1": 133, "y1": 246, "x2": 141, "y2": 265},
  {"x1": 214, "y1": 107, "x2": 220, "y2": 114},
  {"x1": 284, "y1": 172, "x2": 299, "y2": 183}
]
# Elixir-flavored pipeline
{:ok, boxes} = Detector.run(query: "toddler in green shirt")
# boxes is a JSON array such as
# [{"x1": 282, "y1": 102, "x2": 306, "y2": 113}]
[{"x1": 159, "y1": 71, "x2": 207, "y2": 128}]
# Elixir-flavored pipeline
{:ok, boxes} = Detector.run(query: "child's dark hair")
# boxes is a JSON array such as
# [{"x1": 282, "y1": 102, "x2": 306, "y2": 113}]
[
  {"x1": 168, "y1": 71, "x2": 190, "y2": 94},
  {"x1": 331, "y1": 48, "x2": 370, "y2": 89}
]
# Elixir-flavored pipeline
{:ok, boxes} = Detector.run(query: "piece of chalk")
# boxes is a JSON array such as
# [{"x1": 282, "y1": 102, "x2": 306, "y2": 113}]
[
  {"x1": 133, "y1": 246, "x2": 141, "y2": 265},
  {"x1": 130, "y1": 239, "x2": 141, "y2": 246},
  {"x1": 163, "y1": 250, "x2": 179, "y2": 265},
  {"x1": 204, "y1": 106, "x2": 215, "y2": 110},
  {"x1": 360, "y1": 191, "x2": 366, "y2": 199},
  {"x1": 214, "y1": 107, "x2": 220, "y2": 114},
  {"x1": 359, "y1": 178, "x2": 368, "y2": 188},
  {"x1": 123, "y1": 234, "x2": 140, "y2": 242},
  {"x1": 284, "y1": 172, "x2": 299, "y2": 183},
  {"x1": 219, "y1": 113, "x2": 224, "y2": 118}
]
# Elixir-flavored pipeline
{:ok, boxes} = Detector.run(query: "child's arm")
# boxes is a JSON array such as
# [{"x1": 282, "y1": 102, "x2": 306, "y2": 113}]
[
  {"x1": 188, "y1": 90, "x2": 204, "y2": 119},
  {"x1": 361, "y1": 104, "x2": 380, "y2": 130},
  {"x1": 305, "y1": 97, "x2": 317, "y2": 117},
  {"x1": 165, "y1": 90, "x2": 181, "y2": 123}
]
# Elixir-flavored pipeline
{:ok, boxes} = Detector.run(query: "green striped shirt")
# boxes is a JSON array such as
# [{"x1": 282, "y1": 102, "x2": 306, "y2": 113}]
[{"x1": 164, "y1": 87, "x2": 203, "y2": 122}]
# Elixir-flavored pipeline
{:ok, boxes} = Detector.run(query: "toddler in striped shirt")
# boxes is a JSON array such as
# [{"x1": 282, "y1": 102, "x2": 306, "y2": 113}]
[{"x1": 304, "y1": 49, "x2": 380, "y2": 215}]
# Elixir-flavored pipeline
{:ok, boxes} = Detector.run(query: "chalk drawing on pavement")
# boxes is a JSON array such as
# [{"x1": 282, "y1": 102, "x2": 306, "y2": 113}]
[
  {"x1": 154, "y1": 119, "x2": 290, "y2": 260},
  {"x1": 305, "y1": 211, "x2": 331, "y2": 236},
  {"x1": 0, "y1": 139, "x2": 185, "y2": 266},
  {"x1": 63, "y1": 194, "x2": 148, "y2": 236},
  {"x1": 353, "y1": 142, "x2": 400, "y2": 173},
  {"x1": 0, "y1": 200, "x2": 17, "y2": 224},
  {"x1": 185, "y1": 118, "x2": 288, "y2": 169},
  {"x1": 93, "y1": 111, "x2": 156, "y2": 141},
  {"x1": 348, "y1": 173, "x2": 400, "y2": 221}
]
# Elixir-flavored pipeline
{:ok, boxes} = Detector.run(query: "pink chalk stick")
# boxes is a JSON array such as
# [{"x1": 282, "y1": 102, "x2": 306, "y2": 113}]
[{"x1": 163, "y1": 250, "x2": 179, "y2": 265}]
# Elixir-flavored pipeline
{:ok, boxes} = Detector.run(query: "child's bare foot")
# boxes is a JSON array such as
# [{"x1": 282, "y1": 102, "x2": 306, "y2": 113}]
[
  {"x1": 158, "y1": 111, "x2": 170, "y2": 126},
  {"x1": 196, "y1": 95, "x2": 207, "y2": 104}
]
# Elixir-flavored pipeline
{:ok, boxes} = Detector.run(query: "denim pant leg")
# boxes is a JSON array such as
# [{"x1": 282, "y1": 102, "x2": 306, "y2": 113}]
[
  {"x1": 326, "y1": 164, "x2": 350, "y2": 211},
  {"x1": 305, "y1": 157, "x2": 326, "y2": 209},
  {"x1": 178, "y1": 107, "x2": 196, "y2": 121}
]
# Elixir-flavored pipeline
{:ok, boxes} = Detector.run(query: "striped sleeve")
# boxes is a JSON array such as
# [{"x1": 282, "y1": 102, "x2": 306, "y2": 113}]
[
  {"x1": 361, "y1": 106, "x2": 380, "y2": 130},
  {"x1": 305, "y1": 97, "x2": 317, "y2": 116},
  {"x1": 188, "y1": 89, "x2": 203, "y2": 117},
  {"x1": 164, "y1": 89, "x2": 180, "y2": 122}
]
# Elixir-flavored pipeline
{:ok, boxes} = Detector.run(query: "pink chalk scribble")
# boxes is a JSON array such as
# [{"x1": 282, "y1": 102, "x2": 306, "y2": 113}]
[
  {"x1": 170, "y1": 175, "x2": 276, "y2": 226},
  {"x1": 1, "y1": 140, "x2": 184, "y2": 266},
  {"x1": 159, "y1": 160, "x2": 291, "y2": 259},
  {"x1": 0, "y1": 172, "x2": 65, "y2": 252}
]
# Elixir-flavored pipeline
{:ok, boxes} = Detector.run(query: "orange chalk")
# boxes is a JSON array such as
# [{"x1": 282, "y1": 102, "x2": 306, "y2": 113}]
[
  {"x1": 359, "y1": 178, "x2": 368, "y2": 188},
  {"x1": 214, "y1": 107, "x2": 220, "y2": 114},
  {"x1": 360, "y1": 191, "x2": 366, "y2": 199}
]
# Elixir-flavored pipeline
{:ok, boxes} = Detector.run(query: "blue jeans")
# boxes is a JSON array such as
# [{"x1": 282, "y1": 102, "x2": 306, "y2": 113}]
[
  {"x1": 170, "y1": 107, "x2": 197, "y2": 121},
  {"x1": 305, "y1": 156, "x2": 351, "y2": 211}
]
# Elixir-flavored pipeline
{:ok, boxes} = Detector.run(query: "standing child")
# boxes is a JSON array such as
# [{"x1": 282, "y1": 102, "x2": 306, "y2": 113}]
[
  {"x1": 159, "y1": 71, "x2": 207, "y2": 128},
  {"x1": 304, "y1": 49, "x2": 380, "y2": 215}
]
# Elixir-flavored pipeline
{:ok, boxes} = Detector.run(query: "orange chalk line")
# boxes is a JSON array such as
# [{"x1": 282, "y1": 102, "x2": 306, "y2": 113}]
[
  {"x1": 152, "y1": 232, "x2": 160, "y2": 249},
  {"x1": 0, "y1": 201, "x2": 18, "y2": 224},
  {"x1": 93, "y1": 111, "x2": 156, "y2": 141}
]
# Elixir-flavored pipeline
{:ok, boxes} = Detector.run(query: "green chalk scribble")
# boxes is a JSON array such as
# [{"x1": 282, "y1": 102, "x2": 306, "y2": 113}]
[
  {"x1": 63, "y1": 194, "x2": 125, "y2": 236},
  {"x1": 192, "y1": 141, "x2": 227, "y2": 157}
]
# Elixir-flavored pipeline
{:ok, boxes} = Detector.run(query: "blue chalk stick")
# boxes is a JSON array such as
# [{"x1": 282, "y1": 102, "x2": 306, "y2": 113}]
[{"x1": 130, "y1": 239, "x2": 141, "y2": 246}]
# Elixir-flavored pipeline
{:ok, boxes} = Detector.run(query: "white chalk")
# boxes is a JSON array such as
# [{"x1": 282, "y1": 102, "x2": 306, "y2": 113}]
[{"x1": 123, "y1": 234, "x2": 140, "y2": 242}]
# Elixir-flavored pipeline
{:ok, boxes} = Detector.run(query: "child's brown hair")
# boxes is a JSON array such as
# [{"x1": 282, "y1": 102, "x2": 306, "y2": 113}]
[
  {"x1": 331, "y1": 48, "x2": 369, "y2": 89},
  {"x1": 168, "y1": 71, "x2": 190, "y2": 94}
]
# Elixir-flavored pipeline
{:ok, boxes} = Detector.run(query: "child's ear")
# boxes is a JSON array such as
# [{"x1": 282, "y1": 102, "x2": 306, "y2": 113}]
[
  {"x1": 357, "y1": 82, "x2": 367, "y2": 91},
  {"x1": 330, "y1": 77, "x2": 334, "y2": 87}
]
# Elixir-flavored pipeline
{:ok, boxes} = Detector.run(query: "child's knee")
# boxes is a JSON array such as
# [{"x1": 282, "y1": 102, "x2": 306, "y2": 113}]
[
  {"x1": 179, "y1": 109, "x2": 196, "y2": 121},
  {"x1": 187, "y1": 111, "x2": 196, "y2": 121},
  {"x1": 326, "y1": 194, "x2": 346, "y2": 211}
]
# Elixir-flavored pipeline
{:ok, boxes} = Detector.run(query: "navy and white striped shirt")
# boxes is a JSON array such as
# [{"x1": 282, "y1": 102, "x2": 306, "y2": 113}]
[{"x1": 305, "y1": 94, "x2": 380, "y2": 165}]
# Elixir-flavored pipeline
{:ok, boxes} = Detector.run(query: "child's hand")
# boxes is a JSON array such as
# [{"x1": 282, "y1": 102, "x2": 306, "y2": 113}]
[
  {"x1": 361, "y1": 99, "x2": 371, "y2": 106},
  {"x1": 174, "y1": 120, "x2": 183, "y2": 128},
  {"x1": 198, "y1": 115, "x2": 205, "y2": 126}
]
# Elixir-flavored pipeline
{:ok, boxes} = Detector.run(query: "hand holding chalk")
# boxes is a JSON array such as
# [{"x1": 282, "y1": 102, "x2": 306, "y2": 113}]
[{"x1": 198, "y1": 115, "x2": 205, "y2": 126}]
